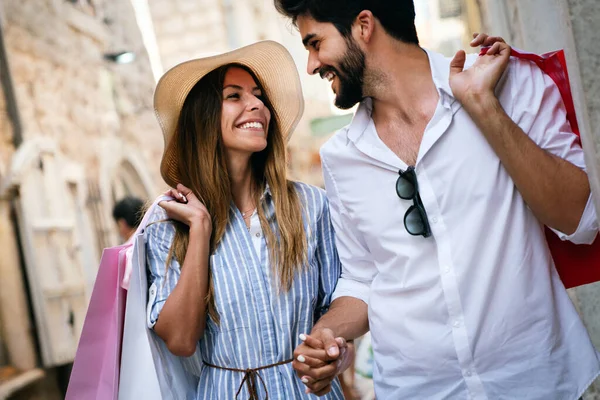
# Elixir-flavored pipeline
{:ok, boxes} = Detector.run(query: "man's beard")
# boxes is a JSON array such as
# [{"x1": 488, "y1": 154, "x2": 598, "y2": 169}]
[{"x1": 324, "y1": 38, "x2": 366, "y2": 110}]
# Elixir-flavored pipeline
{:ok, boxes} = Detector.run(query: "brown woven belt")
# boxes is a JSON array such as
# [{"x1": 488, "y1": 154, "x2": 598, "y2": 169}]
[{"x1": 203, "y1": 358, "x2": 293, "y2": 399}]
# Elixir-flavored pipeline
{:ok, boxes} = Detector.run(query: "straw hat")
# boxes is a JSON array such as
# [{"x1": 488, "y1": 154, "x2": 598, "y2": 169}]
[{"x1": 154, "y1": 40, "x2": 305, "y2": 188}]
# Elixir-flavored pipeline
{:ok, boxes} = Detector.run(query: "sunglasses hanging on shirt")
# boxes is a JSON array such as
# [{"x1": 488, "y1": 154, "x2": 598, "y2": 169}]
[{"x1": 396, "y1": 166, "x2": 432, "y2": 238}]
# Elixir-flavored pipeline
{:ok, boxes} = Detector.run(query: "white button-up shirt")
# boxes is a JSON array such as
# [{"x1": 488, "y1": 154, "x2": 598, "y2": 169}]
[{"x1": 323, "y1": 49, "x2": 600, "y2": 399}]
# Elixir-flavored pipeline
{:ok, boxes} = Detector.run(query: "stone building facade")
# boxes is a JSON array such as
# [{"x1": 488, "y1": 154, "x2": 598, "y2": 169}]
[{"x1": 0, "y1": 0, "x2": 164, "y2": 397}]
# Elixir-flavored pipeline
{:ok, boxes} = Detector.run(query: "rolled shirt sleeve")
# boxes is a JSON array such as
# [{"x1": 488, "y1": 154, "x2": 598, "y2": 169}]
[
  {"x1": 505, "y1": 55, "x2": 598, "y2": 244},
  {"x1": 145, "y1": 207, "x2": 181, "y2": 328},
  {"x1": 322, "y1": 154, "x2": 378, "y2": 305}
]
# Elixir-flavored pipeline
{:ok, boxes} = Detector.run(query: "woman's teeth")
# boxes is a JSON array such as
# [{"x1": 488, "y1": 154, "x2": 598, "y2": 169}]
[{"x1": 238, "y1": 122, "x2": 264, "y2": 129}]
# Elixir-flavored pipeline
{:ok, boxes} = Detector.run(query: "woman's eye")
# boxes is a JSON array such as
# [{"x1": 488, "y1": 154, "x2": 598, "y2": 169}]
[{"x1": 226, "y1": 93, "x2": 240, "y2": 99}]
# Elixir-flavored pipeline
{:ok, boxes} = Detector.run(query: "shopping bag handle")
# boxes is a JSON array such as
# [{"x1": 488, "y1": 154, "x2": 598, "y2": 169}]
[
  {"x1": 121, "y1": 195, "x2": 173, "y2": 290},
  {"x1": 125, "y1": 195, "x2": 174, "y2": 245}
]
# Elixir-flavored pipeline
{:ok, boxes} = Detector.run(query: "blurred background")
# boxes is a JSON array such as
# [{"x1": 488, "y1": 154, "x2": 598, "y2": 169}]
[{"x1": 0, "y1": 0, "x2": 599, "y2": 399}]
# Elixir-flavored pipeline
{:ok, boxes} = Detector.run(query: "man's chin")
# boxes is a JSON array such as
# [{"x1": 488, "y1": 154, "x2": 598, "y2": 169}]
[
  {"x1": 333, "y1": 84, "x2": 363, "y2": 109},
  {"x1": 334, "y1": 95, "x2": 361, "y2": 110}
]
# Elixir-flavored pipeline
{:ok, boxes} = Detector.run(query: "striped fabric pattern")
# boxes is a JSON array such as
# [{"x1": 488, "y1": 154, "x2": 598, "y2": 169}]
[{"x1": 146, "y1": 182, "x2": 344, "y2": 399}]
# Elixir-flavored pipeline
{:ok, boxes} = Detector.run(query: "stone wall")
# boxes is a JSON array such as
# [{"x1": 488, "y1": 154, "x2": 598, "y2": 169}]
[
  {"x1": 0, "y1": 0, "x2": 167, "y2": 397},
  {"x1": 2, "y1": 0, "x2": 164, "y2": 192},
  {"x1": 0, "y1": 74, "x2": 14, "y2": 177},
  {"x1": 148, "y1": 0, "x2": 229, "y2": 71}
]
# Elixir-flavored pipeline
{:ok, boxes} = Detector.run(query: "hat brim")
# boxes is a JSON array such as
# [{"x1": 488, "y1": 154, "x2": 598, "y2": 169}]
[{"x1": 154, "y1": 40, "x2": 304, "y2": 188}]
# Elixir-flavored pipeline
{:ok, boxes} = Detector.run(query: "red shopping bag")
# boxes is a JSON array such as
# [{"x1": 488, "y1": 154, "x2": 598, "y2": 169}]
[{"x1": 481, "y1": 47, "x2": 600, "y2": 288}]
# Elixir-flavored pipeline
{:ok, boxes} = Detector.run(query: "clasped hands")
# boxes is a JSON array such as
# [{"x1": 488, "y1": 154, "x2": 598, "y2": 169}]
[{"x1": 292, "y1": 328, "x2": 354, "y2": 396}]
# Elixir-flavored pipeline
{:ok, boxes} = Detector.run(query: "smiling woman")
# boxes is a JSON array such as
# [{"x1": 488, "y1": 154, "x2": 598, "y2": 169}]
[{"x1": 141, "y1": 41, "x2": 346, "y2": 400}]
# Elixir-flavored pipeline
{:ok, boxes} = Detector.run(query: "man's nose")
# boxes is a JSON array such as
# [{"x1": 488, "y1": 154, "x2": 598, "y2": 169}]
[{"x1": 307, "y1": 52, "x2": 322, "y2": 76}]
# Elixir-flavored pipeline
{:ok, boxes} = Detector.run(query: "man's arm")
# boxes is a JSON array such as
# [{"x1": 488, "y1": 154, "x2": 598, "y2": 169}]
[
  {"x1": 311, "y1": 296, "x2": 369, "y2": 342},
  {"x1": 450, "y1": 42, "x2": 589, "y2": 235},
  {"x1": 292, "y1": 298, "x2": 368, "y2": 396},
  {"x1": 292, "y1": 155, "x2": 375, "y2": 395},
  {"x1": 463, "y1": 96, "x2": 588, "y2": 235}
]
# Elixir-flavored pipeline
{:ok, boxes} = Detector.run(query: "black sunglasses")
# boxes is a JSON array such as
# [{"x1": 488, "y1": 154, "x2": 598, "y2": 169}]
[{"x1": 395, "y1": 166, "x2": 432, "y2": 238}]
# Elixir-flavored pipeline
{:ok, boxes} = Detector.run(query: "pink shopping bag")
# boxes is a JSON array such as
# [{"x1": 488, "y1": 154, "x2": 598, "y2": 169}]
[
  {"x1": 64, "y1": 243, "x2": 129, "y2": 400},
  {"x1": 65, "y1": 196, "x2": 169, "y2": 400}
]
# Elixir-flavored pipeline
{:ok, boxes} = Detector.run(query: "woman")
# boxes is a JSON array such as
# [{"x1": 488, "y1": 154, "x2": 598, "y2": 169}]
[{"x1": 145, "y1": 41, "x2": 349, "y2": 399}]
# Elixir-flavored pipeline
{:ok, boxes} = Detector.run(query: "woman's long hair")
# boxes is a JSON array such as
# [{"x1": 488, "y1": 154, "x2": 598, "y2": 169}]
[{"x1": 164, "y1": 63, "x2": 306, "y2": 324}]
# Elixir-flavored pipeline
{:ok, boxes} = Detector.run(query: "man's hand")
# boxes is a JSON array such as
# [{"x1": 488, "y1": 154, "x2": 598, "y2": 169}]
[
  {"x1": 469, "y1": 32, "x2": 506, "y2": 49},
  {"x1": 292, "y1": 329, "x2": 354, "y2": 396},
  {"x1": 449, "y1": 39, "x2": 511, "y2": 108}
]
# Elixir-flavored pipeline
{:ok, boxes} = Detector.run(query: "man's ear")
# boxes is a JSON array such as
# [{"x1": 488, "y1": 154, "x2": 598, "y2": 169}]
[{"x1": 353, "y1": 10, "x2": 375, "y2": 44}]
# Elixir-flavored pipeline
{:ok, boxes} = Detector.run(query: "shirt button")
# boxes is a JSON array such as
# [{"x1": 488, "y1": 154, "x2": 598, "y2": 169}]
[
  {"x1": 431, "y1": 216, "x2": 438, "y2": 224},
  {"x1": 465, "y1": 370, "x2": 472, "y2": 377},
  {"x1": 255, "y1": 233, "x2": 260, "y2": 238},
  {"x1": 453, "y1": 320, "x2": 460, "y2": 328},
  {"x1": 444, "y1": 265, "x2": 451, "y2": 274}
]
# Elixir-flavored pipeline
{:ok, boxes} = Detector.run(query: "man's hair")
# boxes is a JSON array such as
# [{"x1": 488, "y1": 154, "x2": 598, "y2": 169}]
[
  {"x1": 274, "y1": 0, "x2": 419, "y2": 45},
  {"x1": 112, "y1": 196, "x2": 145, "y2": 228}
]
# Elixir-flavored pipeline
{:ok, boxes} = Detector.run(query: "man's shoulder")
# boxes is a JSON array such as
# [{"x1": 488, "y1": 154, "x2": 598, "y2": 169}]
[
  {"x1": 495, "y1": 53, "x2": 553, "y2": 113},
  {"x1": 320, "y1": 125, "x2": 353, "y2": 162},
  {"x1": 465, "y1": 52, "x2": 479, "y2": 69},
  {"x1": 463, "y1": 50, "x2": 543, "y2": 81}
]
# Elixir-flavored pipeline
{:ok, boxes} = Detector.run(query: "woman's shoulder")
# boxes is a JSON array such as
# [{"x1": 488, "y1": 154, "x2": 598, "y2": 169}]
[
  {"x1": 291, "y1": 181, "x2": 329, "y2": 222},
  {"x1": 292, "y1": 181, "x2": 327, "y2": 205},
  {"x1": 144, "y1": 204, "x2": 175, "y2": 242},
  {"x1": 145, "y1": 203, "x2": 170, "y2": 227}
]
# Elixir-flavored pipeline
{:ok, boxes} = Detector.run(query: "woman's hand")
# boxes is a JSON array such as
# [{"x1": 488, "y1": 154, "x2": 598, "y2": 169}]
[
  {"x1": 292, "y1": 330, "x2": 354, "y2": 396},
  {"x1": 160, "y1": 183, "x2": 212, "y2": 237}
]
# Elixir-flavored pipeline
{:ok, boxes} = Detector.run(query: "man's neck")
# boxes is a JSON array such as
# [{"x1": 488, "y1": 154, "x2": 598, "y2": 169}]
[{"x1": 366, "y1": 43, "x2": 439, "y2": 125}]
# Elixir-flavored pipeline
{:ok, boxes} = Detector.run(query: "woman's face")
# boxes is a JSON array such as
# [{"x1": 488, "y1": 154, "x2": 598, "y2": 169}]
[{"x1": 221, "y1": 67, "x2": 271, "y2": 158}]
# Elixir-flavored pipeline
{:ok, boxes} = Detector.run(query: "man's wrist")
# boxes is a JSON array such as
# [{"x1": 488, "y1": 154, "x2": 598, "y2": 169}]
[
  {"x1": 310, "y1": 325, "x2": 333, "y2": 337},
  {"x1": 460, "y1": 92, "x2": 503, "y2": 119}
]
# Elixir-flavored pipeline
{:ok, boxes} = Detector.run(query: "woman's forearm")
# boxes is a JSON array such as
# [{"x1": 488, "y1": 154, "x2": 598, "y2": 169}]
[{"x1": 154, "y1": 224, "x2": 211, "y2": 356}]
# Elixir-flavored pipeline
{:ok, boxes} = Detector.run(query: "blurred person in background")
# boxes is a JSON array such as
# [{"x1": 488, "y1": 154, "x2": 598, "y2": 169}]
[
  {"x1": 112, "y1": 196, "x2": 145, "y2": 242},
  {"x1": 144, "y1": 41, "x2": 349, "y2": 399},
  {"x1": 275, "y1": 0, "x2": 599, "y2": 399}
]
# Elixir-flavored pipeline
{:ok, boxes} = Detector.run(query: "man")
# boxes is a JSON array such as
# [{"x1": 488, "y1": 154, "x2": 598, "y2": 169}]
[
  {"x1": 275, "y1": 1, "x2": 600, "y2": 398},
  {"x1": 112, "y1": 196, "x2": 144, "y2": 242}
]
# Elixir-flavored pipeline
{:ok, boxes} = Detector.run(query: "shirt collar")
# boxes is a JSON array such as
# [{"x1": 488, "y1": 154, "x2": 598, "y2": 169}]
[
  {"x1": 346, "y1": 48, "x2": 455, "y2": 143},
  {"x1": 424, "y1": 48, "x2": 455, "y2": 101}
]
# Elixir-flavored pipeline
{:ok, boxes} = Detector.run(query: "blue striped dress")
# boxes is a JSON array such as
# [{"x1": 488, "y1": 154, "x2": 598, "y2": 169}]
[{"x1": 145, "y1": 182, "x2": 344, "y2": 399}]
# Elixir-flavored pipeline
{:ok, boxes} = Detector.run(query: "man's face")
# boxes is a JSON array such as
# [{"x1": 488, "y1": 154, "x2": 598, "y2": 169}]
[
  {"x1": 297, "y1": 15, "x2": 366, "y2": 110},
  {"x1": 116, "y1": 218, "x2": 134, "y2": 242}
]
